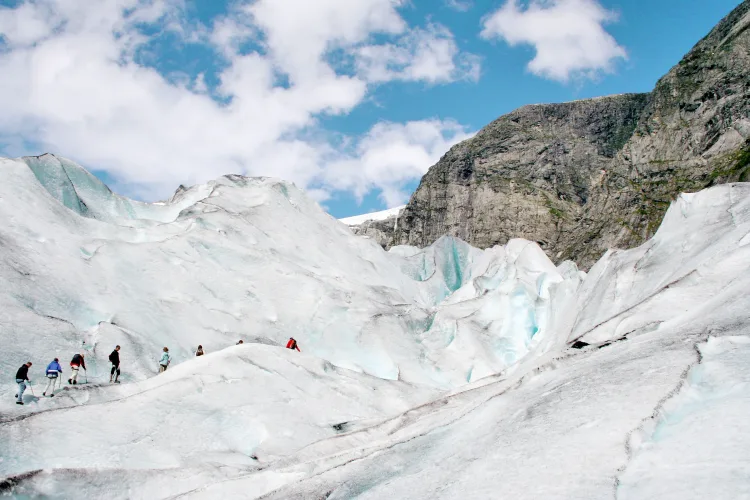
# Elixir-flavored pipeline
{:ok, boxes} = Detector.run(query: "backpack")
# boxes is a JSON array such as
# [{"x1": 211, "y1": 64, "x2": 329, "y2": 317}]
[
  {"x1": 289, "y1": 339, "x2": 297, "y2": 350},
  {"x1": 71, "y1": 354, "x2": 82, "y2": 365}
]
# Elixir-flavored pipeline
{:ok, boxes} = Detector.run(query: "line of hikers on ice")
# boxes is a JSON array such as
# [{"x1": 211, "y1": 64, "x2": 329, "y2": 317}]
[{"x1": 14, "y1": 337, "x2": 301, "y2": 405}]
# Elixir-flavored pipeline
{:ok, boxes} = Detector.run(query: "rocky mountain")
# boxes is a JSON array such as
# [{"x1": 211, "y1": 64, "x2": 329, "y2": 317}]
[{"x1": 357, "y1": 0, "x2": 750, "y2": 269}]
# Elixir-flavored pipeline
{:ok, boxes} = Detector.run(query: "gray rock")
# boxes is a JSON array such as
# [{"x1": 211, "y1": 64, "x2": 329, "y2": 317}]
[
  {"x1": 348, "y1": 214, "x2": 401, "y2": 249},
  {"x1": 371, "y1": 0, "x2": 750, "y2": 270}
]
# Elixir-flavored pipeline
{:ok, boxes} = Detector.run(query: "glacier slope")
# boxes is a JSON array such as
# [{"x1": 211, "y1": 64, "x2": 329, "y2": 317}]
[
  {"x1": 1, "y1": 154, "x2": 749, "y2": 498},
  {"x1": 0, "y1": 344, "x2": 439, "y2": 498},
  {"x1": 0, "y1": 154, "x2": 577, "y2": 396},
  {"x1": 569, "y1": 183, "x2": 750, "y2": 346},
  {"x1": 617, "y1": 335, "x2": 750, "y2": 499},
  {"x1": 0, "y1": 154, "x2": 582, "y2": 497},
  {"x1": 185, "y1": 184, "x2": 750, "y2": 500}
]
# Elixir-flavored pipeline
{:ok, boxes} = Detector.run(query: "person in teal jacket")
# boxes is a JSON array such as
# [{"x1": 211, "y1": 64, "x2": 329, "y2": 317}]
[{"x1": 159, "y1": 347, "x2": 171, "y2": 373}]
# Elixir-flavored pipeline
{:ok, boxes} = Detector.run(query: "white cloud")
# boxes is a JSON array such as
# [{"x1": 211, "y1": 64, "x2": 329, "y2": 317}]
[
  {"x1": 480, "y1": 0, "x2": 627, "y2": 82},
  {"x1": 321, "y1": 120, "x2": 474, "y2": 207},
  {"x1": 247, "y1": 0, "x2": 407, "y2": 82},
  {"x1": 0, "y1": 0, "x2": 478, "y2": 207},
  {"x1": 0, "y1": 1, "x2": 58, "y2": 46},
  {"x1": 445, "y1": 0, "x2": 473, "y2": 12},
  {"x1": 355, "y1": 24, "x2": 481, "y2": 84}
]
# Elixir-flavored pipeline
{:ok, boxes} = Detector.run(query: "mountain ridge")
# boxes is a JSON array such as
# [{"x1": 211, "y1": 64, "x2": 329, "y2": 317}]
[{"x1": 353, "y1": 0, "x2": 750, "y2": 269}]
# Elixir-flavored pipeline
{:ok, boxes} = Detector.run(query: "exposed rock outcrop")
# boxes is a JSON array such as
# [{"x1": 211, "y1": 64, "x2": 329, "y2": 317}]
[
  {"x1": 376, "y1": 0, "x2": 750, "y2": 269},
  {"x1": 348, "y1": 214, "x2": 401, "y2": 248}
]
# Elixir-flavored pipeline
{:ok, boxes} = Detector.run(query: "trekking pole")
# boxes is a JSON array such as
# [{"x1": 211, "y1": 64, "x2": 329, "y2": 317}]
[
  {"x1": 27, "y1": 381, "x2": 35, "y2": 397},
  {"x1": 84, "y1": 370, "x2": 88, "y2": 384}
]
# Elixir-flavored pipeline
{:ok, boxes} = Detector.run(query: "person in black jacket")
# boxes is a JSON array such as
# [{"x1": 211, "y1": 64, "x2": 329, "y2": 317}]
[
  {"x1": 109, "y1": 345, "x2": 121, "y2": 383},
  {"x1": 15, "y1": 362, "x2": 32, "y2": 405}
]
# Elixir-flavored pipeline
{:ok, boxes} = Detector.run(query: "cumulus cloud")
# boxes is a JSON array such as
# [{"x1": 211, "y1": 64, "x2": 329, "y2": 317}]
[
  {"x1": 480, "y1": 0, "x2": 626, "y2": 82},
  {"x1": 0, "y1": 0, "x2": 478, "y2": 207},
  {"x1": 247, "y1": 0, "x2": 406, "y2": 82},
  {"x1": 355, "y1": 24, "x2": 481, "y2": 83},
  {"x1": 322, "y1": 120, "x2": 473, "y2": 206}
]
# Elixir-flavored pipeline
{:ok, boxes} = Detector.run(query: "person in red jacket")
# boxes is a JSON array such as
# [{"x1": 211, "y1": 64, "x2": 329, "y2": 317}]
[
  {"x1": 68, "y1": 353, "x2": 86, "y2": 384},
  {"x1": 286, "y1": 337, "x2": 301, "y2": 352}
]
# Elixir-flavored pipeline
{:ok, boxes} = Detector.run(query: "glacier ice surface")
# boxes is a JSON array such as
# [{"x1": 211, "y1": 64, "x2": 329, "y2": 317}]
[{"x1": 2, "y1": 156, "x2": 750, "y2": 499}]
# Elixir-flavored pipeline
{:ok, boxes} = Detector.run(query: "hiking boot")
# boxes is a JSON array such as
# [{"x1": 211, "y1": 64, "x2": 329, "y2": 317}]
[
  {"x1": 43, "y1": 392, "x2": 46, "y2": 396},
  {"x1": 49, "y1": 394, "x2": 54, "y2": 397},
  {"x1": 68, "y1": 379, "x2": 72, "y2": 384},
  {"x1": 16, "y1": 401, "x2": 23, "y2": 405}
]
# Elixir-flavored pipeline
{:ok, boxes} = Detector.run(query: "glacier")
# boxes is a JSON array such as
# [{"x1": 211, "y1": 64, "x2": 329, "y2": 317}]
[{"x1": 0, "y1": 154, "x2": 749, "y2": 499}]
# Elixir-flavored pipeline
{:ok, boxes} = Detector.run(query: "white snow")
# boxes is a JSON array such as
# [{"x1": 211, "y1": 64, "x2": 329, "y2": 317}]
[
  {"x1": 618, "y1": 335, "x2": 750, "y2": 500},
  {"x1": 2, "y1": 154, "x2": 750, "y2": 499},
  {"x1": 338, "y1": 205, "x2": 405, "y2": 226}
]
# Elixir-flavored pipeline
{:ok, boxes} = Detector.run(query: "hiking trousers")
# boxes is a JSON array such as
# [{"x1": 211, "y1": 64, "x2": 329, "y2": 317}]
[
  {"x1": 16, "y1": 379, "x2": 26, "y2": 402},
  {"x1": 44, "y1": 374, "x2": 58, "y2": 394}
]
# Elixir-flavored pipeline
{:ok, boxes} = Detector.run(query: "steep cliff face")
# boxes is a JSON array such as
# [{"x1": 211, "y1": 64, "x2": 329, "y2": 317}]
[
  {"x1": 572, "y1": 0, "x2": 750, "y2": 266},
  {"x1": 392, "y1": 94, "x2": 649, "y2": 257},
  {"x1": 382, "y1": 0, "x2": 750, "y2": 269}
]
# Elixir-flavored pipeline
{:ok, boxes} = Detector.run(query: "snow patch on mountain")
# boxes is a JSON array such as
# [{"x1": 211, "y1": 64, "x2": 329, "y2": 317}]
[{"x1": 339, "y1": 205, "x2": 405, "y2": 226}]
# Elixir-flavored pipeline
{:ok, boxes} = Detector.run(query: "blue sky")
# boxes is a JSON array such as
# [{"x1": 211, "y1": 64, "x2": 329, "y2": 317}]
[{"x1": 0, "y1": 0, "x2": 742, "y2": 218}]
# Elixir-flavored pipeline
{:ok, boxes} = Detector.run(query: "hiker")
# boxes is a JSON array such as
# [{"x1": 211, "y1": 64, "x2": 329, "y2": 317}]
[
  {"x1": 195, "y1": 345, "x2": 205, "y2": 357},
  {"x1": 159, "y1": 347, "x2": 171, "y2": 373},
  {"x1": 109, "y1": 345, "x2": 121, "y2": 383},
  {"x1": 286, "y1": 337, "x2": 301, "y2": 352},
  {"x1": 15, "y1": 362, "x2": 32, "y2": 405},
  {"x1": 43, "y1": 358, "x2": 63, "y2": 396},
  {"x1": 236, "y1": 340, "x2": 244, "y2": 345},
  {"x1": 68, "y1": 353, "x2": 86, "y2": 385}
]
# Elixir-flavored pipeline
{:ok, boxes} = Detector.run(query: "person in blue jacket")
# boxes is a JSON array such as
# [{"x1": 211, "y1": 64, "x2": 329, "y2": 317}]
[{"x1": 43, "y1": 358, "x2": 63, "y2": 397}]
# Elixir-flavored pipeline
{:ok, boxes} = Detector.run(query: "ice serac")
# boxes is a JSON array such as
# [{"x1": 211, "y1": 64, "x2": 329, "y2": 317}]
[
  {"x1": 389, "y1": 236, "x2": 580, "y2": 384},
  {"x1": 382, "y1": 0, "x2": 750, "y2": 269},
  {"x1": 23, "y1": 153, "x2": 213, "y2": 224}
]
